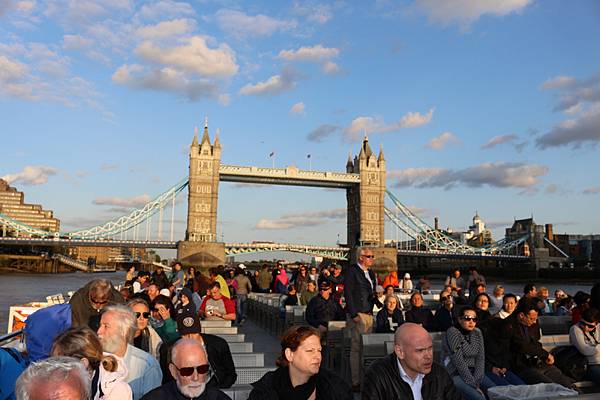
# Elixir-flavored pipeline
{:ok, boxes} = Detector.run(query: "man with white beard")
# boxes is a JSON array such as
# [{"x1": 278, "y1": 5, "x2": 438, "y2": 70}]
[
  {"x1": 142, "y1": 339, "x2": 231, "y2": 400},
  {"x1": 97, "y1": 305, "x2": 162, "y2": 400}
]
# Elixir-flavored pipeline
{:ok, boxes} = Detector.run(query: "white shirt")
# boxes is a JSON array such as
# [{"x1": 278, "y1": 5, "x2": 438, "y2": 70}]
[
  {"x1": 358, "y1": 262, "x2": 373, "y2": 288},
  {"x1": 397, "y1": 357, "x2": 424, "y2": 400}
]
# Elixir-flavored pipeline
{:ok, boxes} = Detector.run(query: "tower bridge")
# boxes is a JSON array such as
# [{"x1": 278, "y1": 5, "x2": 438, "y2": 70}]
[{"x1": 0, "y1": 119, "x2": 539, "y2": 272}]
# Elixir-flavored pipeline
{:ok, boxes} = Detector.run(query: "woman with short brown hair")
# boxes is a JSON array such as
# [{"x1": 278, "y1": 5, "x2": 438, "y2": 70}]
[{"x1": 248, "y1": 325, "x2": 351, "y2": 400}]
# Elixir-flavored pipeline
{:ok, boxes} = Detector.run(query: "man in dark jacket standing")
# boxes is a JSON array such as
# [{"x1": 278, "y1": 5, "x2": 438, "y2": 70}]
[
  {"x1": 143, "y1": 338, "x2": 231, "y2": 400},
  {"x1": 69, "y1": 278, "x2": 124, "y2": 331},
  {"x1": 362, "y1": 323, "x2": 461, "y2": 400},
  {"x1": 345, "y1": 246, "x2": 377, "y2": 391}
]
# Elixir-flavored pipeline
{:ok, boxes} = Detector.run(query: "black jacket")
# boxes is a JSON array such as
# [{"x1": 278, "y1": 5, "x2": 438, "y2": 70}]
[
  {"x1": 248, "y1": 367, "x2": 352, "y2": 400},
  {"x1": 482, "y1": 317, "x2": 511, "y2": 371},
  {"x1": 405, "y1": 307, "x2": 435, "y2": 332},
  {"x1": 152, "y1": 271, "x2": 171, "y2": 290},
  {"x1": 503, "y1": 314, "x2": 548, "y2": 372},
  {"x1": 433, "y1": 306, "x2": 455, "y2": 332},
  {"x1": 305, "y1": 294, "x2": 345, "y2": 329},
  {"x1": 374, "y1": 308, "x2": 404, "y2": 333},
  {"x1": 362, "y1": 354, "x2": 462, "y2": 400},
  {"x1": 344, "y1": 264, "x2": 376, "y2": 318},
  {"x1": 141, "y1": 381, "x2": 231, "y2": 400},
  {"x1": 160, "y1": 334, "x2": 237, "y2": 388}
]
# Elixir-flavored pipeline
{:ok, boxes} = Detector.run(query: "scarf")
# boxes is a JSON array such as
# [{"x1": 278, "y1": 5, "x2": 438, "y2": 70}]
[{"x1": 272, "y1": 366, "x2": 317, "y2": 400}]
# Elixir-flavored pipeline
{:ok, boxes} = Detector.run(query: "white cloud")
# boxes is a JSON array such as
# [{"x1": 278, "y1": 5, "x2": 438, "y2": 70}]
[
  {"x1": 62, "y1": 34, "x2": 94, "y2": 51},
  {"x1": 540, "y1": 75, "x2": 576, "y2": 91},
  {"x1": 135, "y1": 18, "x2": 195, "y2": 39},
  {"x1": 0, "y1": 54, "x2": 27, "y2": 82},
  {"x1": 292, "y1": 2, "x2": 333, "y2": 24},
  {"x1": 322, "y1": 60, "x2": 340, "y2": 74},
  {"x1": 290, "y1": 101, "x2": 305, "y2": 114},
  {"x1": 255, "y1": 208, "x2": 345, "y2": 230},
  {"x1": 344, "y1": 108, "x2": 434, "y2": 141},
  {"x1": 278, "y1": 45, "x2": 339, "y2": 62},
  {"x1": 135, "y1": 36, "x2": 238, "y2": 77},
  {"x1": 414, "y1": 0, "x2": 533, "y2": 30},
  {"x1": 92, "y1": 194, "x2": 151, "y2": 208},
  {"x1": 134, "y1": 0, "x2": 195, "y2": 22},
  {"x1": 481, "y1": 133, "x2": 518, "y2": 149},
  {"x1": 536, "y1": 104, "x2": 600, "y2": 149},
  {"x1": 389, "y1": 162, "x2": 548, "y2": 190},
  {"x1": 2, "y1": 165, "x2": 58, "y2": 185},
  {"x1": 425, "y1": 131, "x2": 460, "y2": 150},
  {"x1": 239, "y1": 68, "x2": 298, "y2": 96},
  {"x1": 112, "y1": 64, "x2": 228, "y2": 103},
  {"x1": 215, "y1": 9, "x2": 297, "y2": 38},
  {"x1": 583, "y1": 186, "x2": 600, "y2": 195}
]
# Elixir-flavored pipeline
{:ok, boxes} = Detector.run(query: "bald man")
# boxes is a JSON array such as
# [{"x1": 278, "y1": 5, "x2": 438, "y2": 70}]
[
  {"x1": 142, "y1": 339, "x2": 231, "y2": 400},
  {"x1": 362, "y1": 323, "x2": 461, "y2": 400}
]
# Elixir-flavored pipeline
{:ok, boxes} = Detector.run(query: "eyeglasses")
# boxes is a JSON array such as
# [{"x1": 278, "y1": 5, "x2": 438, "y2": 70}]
[
  {"x1": 581, "y1": 321, "x2": 597, "y2": 329},
  {"x1": 171, "y1": 363, "x2": 210, "y2": 377},
  {"x1": 90, "y1": 298, "x2": 108, "y2": 306},
  {"x1": 135, "y1": 312, "x2": 151, "y2": 319},
  {"x1": 461, "y1": 316, "x2": 478, "y2": 322},
  {"x1": 362, "y1": 255, "x2": 375, "y2": 259}
]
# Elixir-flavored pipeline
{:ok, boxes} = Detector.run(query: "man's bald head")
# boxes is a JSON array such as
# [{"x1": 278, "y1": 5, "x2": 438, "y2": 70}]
[{"x1": 394, "y1": 323, "x2": 433, "y2": 379}]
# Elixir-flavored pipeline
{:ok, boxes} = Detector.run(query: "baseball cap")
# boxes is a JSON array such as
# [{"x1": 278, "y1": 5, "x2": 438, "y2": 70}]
[{"x1": 177, "y1": 311, "x2": 201, "y2": 336}]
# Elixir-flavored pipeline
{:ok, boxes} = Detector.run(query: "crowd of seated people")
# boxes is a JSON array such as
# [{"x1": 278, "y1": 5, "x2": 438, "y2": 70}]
[{"x1": 4, "y1": 261, "x2": 600, "y2": 400}]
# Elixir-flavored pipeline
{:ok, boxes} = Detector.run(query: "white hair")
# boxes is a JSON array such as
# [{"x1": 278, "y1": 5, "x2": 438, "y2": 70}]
[
  {"x1": 102, "y1": 304, "x2": 137, "y2": 343},
  {"x1": 16, "y1": 356, "x2": 91, "y2": 400}
]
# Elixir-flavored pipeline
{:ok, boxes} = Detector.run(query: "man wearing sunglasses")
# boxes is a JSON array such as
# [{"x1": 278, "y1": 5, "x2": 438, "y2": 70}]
[
  {"x1": 345, "y1": 246, "x2": 377, "y2": 392},
  {"x1": 142, "y1": 339, "x2": 231, "y2": 400}
]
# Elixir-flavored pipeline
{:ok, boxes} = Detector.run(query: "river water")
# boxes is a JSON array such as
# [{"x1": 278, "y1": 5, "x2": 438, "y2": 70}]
[{"x1": 0, "y1": 272, "x2": 594, "y2": 335}]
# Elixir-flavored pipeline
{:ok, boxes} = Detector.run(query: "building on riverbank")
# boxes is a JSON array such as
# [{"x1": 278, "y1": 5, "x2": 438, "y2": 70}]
[{"x1": 0, "y1": 179, "x2": 60, "y2": 236}]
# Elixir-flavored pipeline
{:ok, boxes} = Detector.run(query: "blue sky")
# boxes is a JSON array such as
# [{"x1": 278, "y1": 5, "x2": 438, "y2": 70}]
[{"x1": 2, "y1": 0, "x2": 600, "y2": 252}]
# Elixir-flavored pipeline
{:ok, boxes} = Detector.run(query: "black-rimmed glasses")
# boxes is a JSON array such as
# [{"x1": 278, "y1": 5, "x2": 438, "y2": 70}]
[{"x1": 170, "y1": 363, "x2": 210, "y2": 377}]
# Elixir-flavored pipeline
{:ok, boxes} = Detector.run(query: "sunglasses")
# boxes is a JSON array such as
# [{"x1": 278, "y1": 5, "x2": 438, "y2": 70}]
[
  {"x1": 362, "y1": 255, "x2": 375, "y2": 259},
  {"x1": 581, "y1": 321, "x2": 597, "y2": 329},
  {"x1": 461, "y1": 316, "x2": 478, "y2": 322},
  {"x1": 90, "y1": 298, "x2": 108, "y2": 306},
  {"x1": 135, "y1": 312, "x2": 151, "y2": 319},
  {"x1": 171, "y1": 363, "x2": 210, "y2": 377}
]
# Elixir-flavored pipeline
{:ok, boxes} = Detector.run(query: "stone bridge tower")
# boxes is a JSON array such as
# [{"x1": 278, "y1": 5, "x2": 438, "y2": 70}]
[
  {"x1": 346, "y1": 136, "x2": 386, "y2": 247},
  {"x1": 178, "y1": 120, "x2": 225, "y2": 267}
]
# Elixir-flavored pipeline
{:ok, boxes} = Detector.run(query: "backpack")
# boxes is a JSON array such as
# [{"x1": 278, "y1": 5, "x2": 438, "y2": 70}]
[{"x1": 552, "y1": 345, "x2": 587, "y2": 381}]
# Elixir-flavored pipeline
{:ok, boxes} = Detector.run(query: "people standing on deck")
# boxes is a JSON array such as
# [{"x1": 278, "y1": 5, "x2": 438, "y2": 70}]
[
  {"x1": 257, "y1": 264, "x2": 272, "y2": 293},
  {"x1": 151, "y1": 266, "x2": 170, "y2": 291},
  {"x1": 445, "y1": 268, "x2": 465, "y2": 298},
  {"x1": 294, "y1": 265, "x2": 310, "y2": 295},
  {"x1": 466, "y1": 267, "x2": 486, "y2": 299},
  {"x1": 158, "y1": 311, "x2": 236, "y2": 389},
  {"x1": 362, "y1": 323, "x2": 462, "y2": 400},
  {"x1": 344, "y1": 246, "x2": 377, "y2": 392},
  {"x1": 489, "y1": 285, "x2": 504, "y2": 315},
  {"x1": 144, "y1": 339, "x2": 231, "y2": 400},
  {"x1": 405, "y1": 292, "x2": 435, "y2": 332},
  {"x1": 133, "y1": 272, "x2": 150, "y2": 294},
  {"x1": 274, "y1": 265, "x2": 289, "y2": 294},
  {"x1": 170, "y1": 262, "x2": 185, "y2": 293},
  {"x1": 184, "y1": 267, "x2": 196, "y2": 289},
  {"x1": 328, "y1": 264, "x2": 345, "y2": 303},
  {"x1": 128, "y1": 299, "x2": 162, "y2": 358},
  {"x1": 97, "y1": 305, "x2": 162, "y2": 400},
  {"x1": 248, "y1": 325, "x2": 352, "y2": 400},
  {"x1": 209, "y1": 268, "x2": 230, "y2": 299},
  {"x1": 299, "y1": 280, "x2": 317, "y2": 306},
  {"x1": 70, "y1": 279, "x2": 124, "y2": 331},
  {"x1": 382, "y1": 270, "x2": 399, "y2": 289},
  {"x1": 494, "y1": 293, "x2": 517, "y2": 319},
  {"x1": 375, "y1": 295, "x2": 404, "y2": 333},
  {"x1": 282, "y1": 285, "x2": 299, "y2": 307},
  {"x1": 400, "y1": 273, "x2": 413, "y2": 294},
  {"x1": 234, "y1": 265, "x2": 253, "y2": 325},
  {"x1": 51, "y1": 326, "x2": 132, "y2": 400}
]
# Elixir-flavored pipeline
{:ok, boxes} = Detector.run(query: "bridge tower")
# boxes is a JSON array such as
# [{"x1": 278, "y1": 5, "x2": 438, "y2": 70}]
[
  {"x1": 347, "y1": 136, "x2": 395, "y2": 270},
  {"x1": 177, "y1": 120, "x2": 225, "y2": 268}
]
